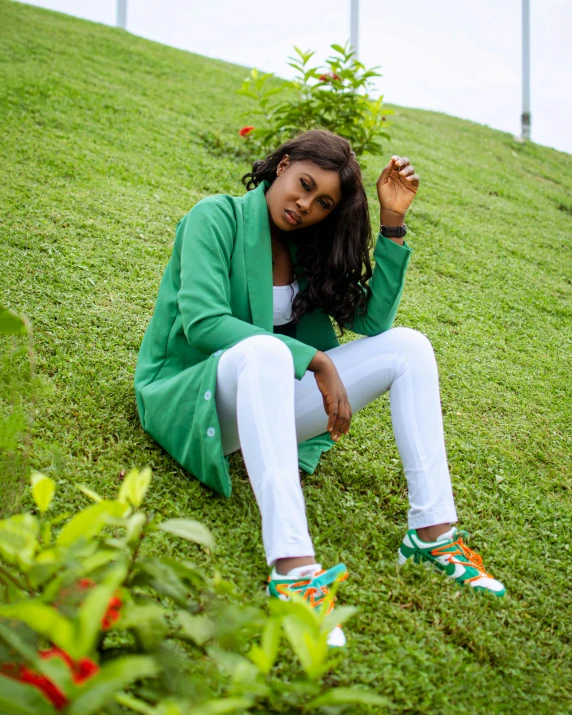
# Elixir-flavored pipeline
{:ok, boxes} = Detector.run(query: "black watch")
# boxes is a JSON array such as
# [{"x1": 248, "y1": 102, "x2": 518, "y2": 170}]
[{"x1": 380, "y1": 223, "x2": 407, "y2": 238}]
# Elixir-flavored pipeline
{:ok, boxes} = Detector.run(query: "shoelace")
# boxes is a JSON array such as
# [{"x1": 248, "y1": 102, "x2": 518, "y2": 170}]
[
  {"x1": 275, "y1": 564, "x2": 348, "y2": 616},
  {"x1": 430, "y1": 530, "x2": 493, "y2": 582}
]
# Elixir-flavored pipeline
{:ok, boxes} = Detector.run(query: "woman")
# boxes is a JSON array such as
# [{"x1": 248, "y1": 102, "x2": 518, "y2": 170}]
[{"x1": 134, "y1": 129, "x2": 505, "y2": 648}]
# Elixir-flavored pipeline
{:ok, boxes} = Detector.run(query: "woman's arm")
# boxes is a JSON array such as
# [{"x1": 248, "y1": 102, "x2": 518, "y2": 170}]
[
  {"x1": 342, "y1": 232, "x2": 412, "y2": 336},
  {"x1": 341, "y1": 155, "x2": 419, "y2": 336},
  {"x1": 177, "y1": 198, "x2": 318, "y2": 379}
]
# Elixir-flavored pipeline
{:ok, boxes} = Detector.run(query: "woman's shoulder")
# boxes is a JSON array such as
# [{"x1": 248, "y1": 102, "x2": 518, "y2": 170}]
[
  {"x1": 189, "y1": 191, "x2": 239, "y2": 217},
  {"x1": 176, "y1": 192, "x2": 241, "y2": 231}
]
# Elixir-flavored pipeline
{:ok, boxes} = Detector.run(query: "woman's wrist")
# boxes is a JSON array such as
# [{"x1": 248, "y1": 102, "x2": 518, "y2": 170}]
[
  {"x1": 379, "y1": 208, "x2": 405, "y2": 227},
  {"x1": 379, "y1": 209, "x2": 406, "y2": 246},
  {"x1": 308, "y1": 350, "x2": 332, "y2": 373}
]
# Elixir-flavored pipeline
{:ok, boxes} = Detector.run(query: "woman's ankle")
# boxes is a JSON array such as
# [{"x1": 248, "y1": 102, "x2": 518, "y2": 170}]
[
  {"x1": 275, "y1": 556, "x2": 317, "y2": 575},
  {"x1": 415, "y1": 523, "x2": 452, "y2": 543}
]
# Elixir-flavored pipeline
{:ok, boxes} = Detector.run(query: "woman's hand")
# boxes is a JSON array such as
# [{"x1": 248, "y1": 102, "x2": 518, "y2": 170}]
[
  {"x1": 376, "y1": 155, "x2": 420, "y2": 220},
  {"x1": 308, "y1": 352, "x2": 352, "y2": 441}
]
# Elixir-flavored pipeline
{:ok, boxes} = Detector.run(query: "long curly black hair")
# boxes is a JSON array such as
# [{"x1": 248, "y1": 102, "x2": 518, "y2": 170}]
[{"x1": 241, "y1": 129, "x2": 372, "y2": 338}]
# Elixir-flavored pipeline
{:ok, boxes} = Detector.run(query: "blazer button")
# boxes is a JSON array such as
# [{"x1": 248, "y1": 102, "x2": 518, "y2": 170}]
[
  {"x1": 204, "y1": 390, "x2": 212, "y2": 400},
  {"x1": 206, "y1": 427, "x2": 215, "y2": 438}
]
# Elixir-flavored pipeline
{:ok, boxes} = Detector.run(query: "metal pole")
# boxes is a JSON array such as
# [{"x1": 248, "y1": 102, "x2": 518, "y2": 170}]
[
  {"x1": 117, "y1": 0, "x2": 127, "y2": 30},
  {"x1": 521, "y1": 0, "x2": 531, "y2": 140},
  {"x1": 350, "y1": 0, "x2": 359, "y2": 60}
]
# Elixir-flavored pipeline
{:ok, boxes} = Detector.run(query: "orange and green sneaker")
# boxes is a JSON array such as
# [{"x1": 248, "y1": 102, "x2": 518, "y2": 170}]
[
  {"x1": 267, "y1": 563, "x2": 349, "y2": 647},
  {"x1": 398, "y1": 527, "x2": 506, "y2": 597}
]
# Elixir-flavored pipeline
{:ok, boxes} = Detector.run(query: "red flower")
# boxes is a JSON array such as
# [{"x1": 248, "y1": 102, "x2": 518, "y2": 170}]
[
  {"x1": 58, "y1": 578, "x2": 123, "y2": 631},
  {"x1": 2, "y1": 648, "x2": 99, "y2": 711},
  {"x1": 101, "y1": 595, "x2": 122, "y2": 630},
  {"x1": 77, "y1": 578, "x2": 95, "y2": 590},
  {"x1": 318, "y1": 72, "x2": 341, "y2": 82},
  {"x1": 239, "y1": 126, "x2": 255, "y2": 137}
]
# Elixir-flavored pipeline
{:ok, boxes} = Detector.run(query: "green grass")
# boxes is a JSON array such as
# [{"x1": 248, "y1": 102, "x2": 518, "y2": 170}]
[{"x1": 1, "y1": 0, "x2": 571, "y2": 712}]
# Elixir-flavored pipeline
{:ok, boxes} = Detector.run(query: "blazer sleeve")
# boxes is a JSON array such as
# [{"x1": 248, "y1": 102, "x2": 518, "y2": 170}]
[
  {"x1": 177, "y1": 198, "x2": 318, "y2": 379},
  {"x1": 341, "y1": 232, "x2": 413, "y2": 336}
]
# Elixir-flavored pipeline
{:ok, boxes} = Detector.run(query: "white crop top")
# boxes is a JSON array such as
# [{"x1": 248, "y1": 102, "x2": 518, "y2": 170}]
[{"x1": 273, "y1": 279, "x2": 299, "y2": 325}]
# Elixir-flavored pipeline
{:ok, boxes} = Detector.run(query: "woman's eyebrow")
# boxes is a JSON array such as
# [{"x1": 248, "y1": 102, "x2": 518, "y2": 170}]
[{"x1": 305, "y1": 174, "x2": 336, "y2": 204}]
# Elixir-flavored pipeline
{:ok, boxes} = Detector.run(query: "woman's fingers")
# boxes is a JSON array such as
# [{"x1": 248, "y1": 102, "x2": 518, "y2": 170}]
[
  {"x1": 331, "y1": 399, "x2": 352, "y2": 441},
  {"x1": 326, "y1": 399, "x2": 338, "y2": 434},
  {"x1": 379, "y1": 155, "x2": 413, "y2": 185}
]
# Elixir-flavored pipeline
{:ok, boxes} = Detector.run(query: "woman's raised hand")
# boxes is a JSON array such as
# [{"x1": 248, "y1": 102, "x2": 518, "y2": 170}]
[{"x1": 376, "y1": 155, "x2": 420, "y2": 219}]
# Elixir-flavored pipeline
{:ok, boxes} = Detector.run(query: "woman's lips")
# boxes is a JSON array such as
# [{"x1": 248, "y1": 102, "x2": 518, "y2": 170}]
[{"x1": 285, "y1": 209, "x2": 301, "y2": 225}]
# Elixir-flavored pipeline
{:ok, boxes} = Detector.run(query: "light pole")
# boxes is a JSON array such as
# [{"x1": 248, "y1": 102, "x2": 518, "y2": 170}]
[
  {"x1": 521, "y1": 0, "x2": 531, "y2": 141},
  {"x1": 117, "y1": 0, "x2": 127, "y2": 30},
  {"x1": 350, "y1": 0, "x2": 359, "y2": 60}
]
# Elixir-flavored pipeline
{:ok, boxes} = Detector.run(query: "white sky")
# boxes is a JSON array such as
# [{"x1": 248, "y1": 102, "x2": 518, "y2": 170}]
[{"x1": 18, "y1": 0, "x2": 572, "y2": 155}]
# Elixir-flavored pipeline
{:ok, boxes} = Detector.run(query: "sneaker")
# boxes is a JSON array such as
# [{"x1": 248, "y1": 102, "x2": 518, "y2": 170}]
[
  {"x1": 397, "y1": 527, "x2": 506, "y2": 597},
  {"x1": 267, "y1": 563, "x2": 349, "y2": 647}
]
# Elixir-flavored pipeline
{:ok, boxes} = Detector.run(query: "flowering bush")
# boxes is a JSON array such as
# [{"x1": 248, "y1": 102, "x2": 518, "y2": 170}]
[
  {"x1": 0, "y1": 467, "x2": 389, "y2": 713},
  {"x1": 235, "y1": 41, "x2": 393, "y2": 162}
]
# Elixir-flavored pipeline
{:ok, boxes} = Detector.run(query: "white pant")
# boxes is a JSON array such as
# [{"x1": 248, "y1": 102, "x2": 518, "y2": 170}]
[{"x1": 215, "y1": 327, "x2": 458, "y2": 566}]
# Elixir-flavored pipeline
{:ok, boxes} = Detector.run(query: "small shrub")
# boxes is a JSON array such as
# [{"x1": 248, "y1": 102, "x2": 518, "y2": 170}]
[
  {"x1": 235, "y1": 41, "x2": 392, "y2": 162},
  {"x1": 0, "y1": 469, "x2": 389, "y2": 713}
]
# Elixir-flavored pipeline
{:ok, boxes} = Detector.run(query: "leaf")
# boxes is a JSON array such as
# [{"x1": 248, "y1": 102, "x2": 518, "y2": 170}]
[
  {"x1": 321, "y1": 605, "x2": 357, "y2": 635},
  {"x1": 0, "y1": 514, "x2": 39, "y2": 571},
  {"x1": 0, "y1": 622, "x2": 41, "y2": 667},
  {"x1": 282, "y1": 615, "x2": 329, "y2": 680},
  {"x1": 156, "y1": 701, "x2": 185, "y2": 715},
  {"x1": 30, "y1": 472, "x2": 56, "y2": 514},
  {"x1": 56, "y1": 500, "x2": 129, "y2": 546},
  {"x1": 305, "y1": 687, "x2": 391, "y2": 710},
  {"x1": 114, "y1": 692, "x2": 157, "y2": 715},
  {"x1": 77, "y1": 485, "x2": 103, "y2": 503},
  {"x1": 188, "y1": 698, "x2": 254, "y2": 715},
  {"x1": 0, "y1": 307, "x2": 27, "y2": 336},
  {"x1": 137, "y1": 558, "x2": 189, "y2": 606},
  {"x1": 119, "y1": 604, "x2": 168, "y2": 650},
  {"x1": 0, "y1": 674, "x2": 57, "y2": 714},
  {"x1": 156, "y1": 519, "x2": 215, "y2": 551},
  {"x1": 125, "y1": 512, "x2": 147, "y2": 544},
  {"x1": 66, "y1": 656, "x2": 159, "y2": 715},
  {"x1": 247, "y1": 617, "x2": 280, "y2": 675},
  {"x1": 0, "y1": 602, "x2": 75, "y2": 654},
  {"x1": 178, "y1": 611, "x2": 216, "y2": 646},
  {"x1": 74, "y1": 563, "x2": 127, "y2": 657},
  {"x1": 80, "y1": 548, "x2": 120, "y2": 574},
  {"x1": 118, "y1": 467, "x2": 152, "y2": 509}
]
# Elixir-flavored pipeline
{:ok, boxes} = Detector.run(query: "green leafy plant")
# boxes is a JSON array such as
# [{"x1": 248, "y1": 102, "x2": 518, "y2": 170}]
[
  {"x1": 0, "y1": 469, "x2": 390, "y2": 713},
  {"x1": 234, "y1": 41, "x2": 392, "y2": 161}
]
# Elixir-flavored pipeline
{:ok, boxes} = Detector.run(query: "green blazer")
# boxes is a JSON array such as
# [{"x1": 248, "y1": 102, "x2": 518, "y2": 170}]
[{"x1": 134, "y1": 179, "x2": 412, "y2": 497}]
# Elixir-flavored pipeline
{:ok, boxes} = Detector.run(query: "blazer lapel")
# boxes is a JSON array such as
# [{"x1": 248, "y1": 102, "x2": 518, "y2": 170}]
[{"x1": 241, "y1": 180, "x2": 273, "y2": 330}]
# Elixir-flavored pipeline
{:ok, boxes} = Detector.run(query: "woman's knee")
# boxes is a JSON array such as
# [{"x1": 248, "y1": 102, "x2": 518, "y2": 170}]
[
  {"x1": 234, "y1": 334, "x2": 294, "y2": 369},
  {"x1": 390, "y1": 326, "x2": 433, "y2": 349},
  {"x1": 380, "y1": 327, "x2": 436, "y2": 363}
]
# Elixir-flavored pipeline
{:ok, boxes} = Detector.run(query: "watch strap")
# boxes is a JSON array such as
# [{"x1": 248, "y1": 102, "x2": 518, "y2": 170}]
[{"x1": 380, "y1": 223, "x2": 407, "y2": 238}]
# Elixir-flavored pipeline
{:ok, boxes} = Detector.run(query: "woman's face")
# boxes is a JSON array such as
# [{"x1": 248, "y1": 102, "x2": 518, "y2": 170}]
[{"x1": 265, "y1": 155, "x2": 343, "y2": 235}]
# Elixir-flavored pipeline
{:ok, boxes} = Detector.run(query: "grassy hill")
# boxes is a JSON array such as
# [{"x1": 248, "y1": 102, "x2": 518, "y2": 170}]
[{"x1": 1, "y1": 1, "x2": 571, "y2": 712}]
